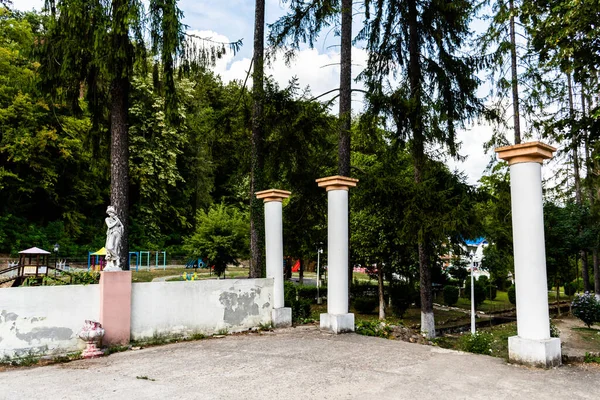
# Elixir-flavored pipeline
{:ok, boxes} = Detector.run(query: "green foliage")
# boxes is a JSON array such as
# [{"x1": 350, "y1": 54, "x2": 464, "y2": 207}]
[
  {"x1": 355, "y1": 320, "x2": 392, "y2": 339},
  {"x1": 564, "y1": 282, "x2": 578, "y2": 296},
  {"x1": 70, "y1": 271, "x2": 101, "y2": 285},
  {"x1": 283, "y1": 281, "x2": 312, "y2": 322},
  {"x1": 183, "y1": 203, "x2": 249, "y2": 277},
  {"x1": 459, "y1": 332, "x2": 493, "y2": 355},
  {"x1": 584, "y1": 353, "x2": 600, "y2": 364},
  {"x1": 571, "y1": 293, "x2": 600, "y2": 328},
  {"x1": 296, "y1": 285, "x2": 326, "y2": 303},
  {"x1": 507, "y1": 285, "x2": 516, "y2": 305},
  {"x1": 353, "y1": 297, "x2": 378, "y2": 314},
  {"x1": 550, "y1": 320, "x2": 560, "y2": 338},
  {"x1": 486, "y1": 285, "x2": 498, "y2": 301},
  {"x1": 443, "y1": 285, "x2": 459, "y2": 306},
  {"x1": 473, "y1": 280, "x2": 487, "y2": 308},
  {"x1": 389, "y1": 284, "x2": 418, "y2": 319}
]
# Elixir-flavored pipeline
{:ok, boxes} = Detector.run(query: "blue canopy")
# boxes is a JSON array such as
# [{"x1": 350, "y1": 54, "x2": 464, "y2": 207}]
[{"x1": 465, "y1": 237, "x2": 487, "y2": 246}]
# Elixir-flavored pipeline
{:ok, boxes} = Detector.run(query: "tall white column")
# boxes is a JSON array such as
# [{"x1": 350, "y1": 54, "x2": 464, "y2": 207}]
[
  {"x1": 316, "y1": 176, "x2": 358, "y2": 333},
  {"x1": 256, "y1": 189, "x2": 291, "y2": 327},
  {"x1": 495, "y1": 142, "x2": 561, "y2": 368}
]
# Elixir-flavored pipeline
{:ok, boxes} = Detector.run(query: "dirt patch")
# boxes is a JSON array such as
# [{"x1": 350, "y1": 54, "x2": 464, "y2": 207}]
[{"x1": 553, "y1": 316, "x2": 600, "y2": 361}]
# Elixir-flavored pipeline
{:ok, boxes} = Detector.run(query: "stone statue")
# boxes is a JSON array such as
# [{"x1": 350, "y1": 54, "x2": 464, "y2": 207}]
[{"x1": 104, "y1": 205, "x2": 124, "y2": 272}]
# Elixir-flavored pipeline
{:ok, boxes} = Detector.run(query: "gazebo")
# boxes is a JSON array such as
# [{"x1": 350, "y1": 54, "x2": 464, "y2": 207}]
[{"x1": 18, "y1": 247, "x2": 51, "y2": 277}]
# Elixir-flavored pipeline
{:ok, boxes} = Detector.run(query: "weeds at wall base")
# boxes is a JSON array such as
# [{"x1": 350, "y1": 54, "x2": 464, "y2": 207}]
[{"x1": 0, "y1": 351, "x2": 82, "y2": 368}]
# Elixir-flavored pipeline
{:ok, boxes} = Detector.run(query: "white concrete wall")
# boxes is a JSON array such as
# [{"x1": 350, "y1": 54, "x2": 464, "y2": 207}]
[
  {"x1": 0, "y1": 285, "x2": 99, "y2": 358},
  {"x1": 130, "y1": 279, "x2": 273, "y2": 340}
]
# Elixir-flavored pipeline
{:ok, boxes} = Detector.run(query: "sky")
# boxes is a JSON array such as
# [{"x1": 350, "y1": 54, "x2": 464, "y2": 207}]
[{"x1": 16, "y1": 0, "x2": 501, "y2": 186}]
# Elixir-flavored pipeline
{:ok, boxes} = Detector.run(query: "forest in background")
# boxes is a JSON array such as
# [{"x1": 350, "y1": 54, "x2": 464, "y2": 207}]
[{"x1": 1, "y1": 0, "x2": 599, "y2": 335}]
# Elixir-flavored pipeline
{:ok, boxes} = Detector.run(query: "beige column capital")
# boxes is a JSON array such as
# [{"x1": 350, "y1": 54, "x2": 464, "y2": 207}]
[
  {"x1": 255, "y1": 189, "x2": 291, "y2": 203},
  {"x1": 316, "y1": 175, "x2": 359, "y2": 191},
  {"x1": 495, "y1": 141, "x2": 556, "y2": 165}
]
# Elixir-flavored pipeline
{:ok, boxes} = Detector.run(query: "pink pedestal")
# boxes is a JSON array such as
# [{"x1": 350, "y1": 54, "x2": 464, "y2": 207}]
[{"x1": 99, "y1": 271, "x2": 131, "y2": 346}]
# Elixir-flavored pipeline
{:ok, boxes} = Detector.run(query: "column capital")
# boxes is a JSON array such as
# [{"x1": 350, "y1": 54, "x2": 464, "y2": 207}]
[
  {"x1": 495, "y1": 141, "x2": 556, "y2": 166},
  {"x1": 255, "y1": 189, "x2": 291, "y2": 203},
  {"x1": 316, "y1": 175, "x2": 359, "y2": 191}
]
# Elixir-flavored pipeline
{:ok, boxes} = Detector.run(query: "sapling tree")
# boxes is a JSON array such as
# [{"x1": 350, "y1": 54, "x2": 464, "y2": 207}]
[{"x1": 183, "y1": 203, "x2": 249, "y2": 278}]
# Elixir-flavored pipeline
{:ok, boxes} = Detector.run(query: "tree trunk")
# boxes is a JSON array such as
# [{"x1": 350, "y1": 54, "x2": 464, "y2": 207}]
[
  {"x1": 299, "y1": 258, "x2": 304, "y2": 285},
  {"x1": 249, "y1": 0, "x2": 265, "y2": 278},
  {"x1": 555, "y1": 278, "x2": 560, "y2": 316},
  {"x1": 339, "y1": 0, "x2": 353, "y2": 309},
  {"x1": 339, "y1": 0, "x2": 352, "y2": 177},
  {"x1": 377, "y1": 264, "x2": 385, "y2": 320},
  {"x1": 109, "y1": 77, "x2": 130, "y2": 270},
  {"x1": 583, "y1": 88, "x2": 600, "y2": 298},
  {"x1": 568, "y1": 72, "x2": 590, "y2": 291},
  {"x1": 408, "y1": 0, "x2": 435, "y2": 339},
  {"x1": 509, "y1": 0, "x2": 521, "y2": 145}
]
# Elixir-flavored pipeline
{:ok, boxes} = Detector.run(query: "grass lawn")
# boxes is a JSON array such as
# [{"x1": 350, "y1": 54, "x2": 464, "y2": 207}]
[
  {"x1": 435, "y1": 322, "x2": 518, "y2": 360},
  {"x1": 132, "y1": 266, "x2": 249, "y2": 282}
]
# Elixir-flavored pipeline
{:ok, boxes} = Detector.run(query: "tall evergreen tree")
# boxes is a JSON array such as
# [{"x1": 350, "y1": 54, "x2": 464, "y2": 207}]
[
  {"x1": 359, "y1": 0, "x2": 483, "y2": 338},
  {"x1": 40, "y1": 0, "x2": 239, "y2": 269},
  {"x1": 268, "y1": 0, "x2": 355, "y2": 298},
  {"x1": 250, "y1": 0, "x2": 266, "y2": 278}
]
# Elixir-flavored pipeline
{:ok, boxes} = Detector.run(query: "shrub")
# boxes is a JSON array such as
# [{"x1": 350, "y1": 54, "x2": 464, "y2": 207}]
[
  {"x1": 350, "y1": 280, "x2": 378, "y2": 298},
  {"x1": 477, "y1": 275, "x2": 490, "y2": 286},
  {"x1": 443, "y1": 285, "x2": 459, "y2": 306},
  {"x1": 355, "y1": 320, "x2": 391, "y2": 338},
  {"x1": 296, "y1": 285, "x2": 327, "y2": 302},
  {"x1": 459, "y1": 332, "x2": 493, "y2": 355},
  {"x1": 389, "y1": 284, "x2": 418, "y2": 318},
  {"x1": 571, "y1": 292, "x2": 600, "y2": 328},
  {"x1": 564, "y1": 282, "x2": 578, "y2": 296},
  {"x1": 284, "y1": 281, "x2": 312, "y2": 322},
  {"x1": 292, "y1": 298, "x2": 312, "y2": 322},
  {"x1": 486, "y1": 285, "x2": 497, "y2": 301},
  {"x1": 507, "y1": 285, "x2": 516, "y2": 305},
  {"x1": 353, "y1": 297, "x2": 378, "y2": 314},
  {"x1": 473, "y1": 280, "x2": 486, "y2": 308}
]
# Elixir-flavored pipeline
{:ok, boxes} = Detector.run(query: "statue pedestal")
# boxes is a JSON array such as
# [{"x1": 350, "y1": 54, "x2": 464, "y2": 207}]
[{"x1": 99, "y1": 271, "x2": 131, "y2": 345}]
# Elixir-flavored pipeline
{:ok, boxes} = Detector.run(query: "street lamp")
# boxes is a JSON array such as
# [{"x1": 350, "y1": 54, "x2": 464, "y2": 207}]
[
  {"x1": 470, "y1": 250, "x2": 476, "y2": 334},
  {"x1": 53, "y1": 243, "x2": 60, "y2": 275},
  {"x1": 316, "y1": 245, "x2": 324, "y2": 304}
]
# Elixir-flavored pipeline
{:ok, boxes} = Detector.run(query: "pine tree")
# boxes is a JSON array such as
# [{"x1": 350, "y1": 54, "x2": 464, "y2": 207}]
[
  {"x1": 359, "y1": 0, "x2": 483, "y2": 338},
  {"x1": 250, "y1": 0, "x2": 266, "y2": 278}
]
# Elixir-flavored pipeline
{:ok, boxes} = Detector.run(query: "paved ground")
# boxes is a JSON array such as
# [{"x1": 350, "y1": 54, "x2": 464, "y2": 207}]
[{"x1": 1, "y1": 326, "x2": 599, "y2": 399}]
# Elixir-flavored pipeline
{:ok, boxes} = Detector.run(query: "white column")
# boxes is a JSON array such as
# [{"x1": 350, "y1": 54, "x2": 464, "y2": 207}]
[
  {"x1": 510, "y1": 162, "x2": 550, "y2": 340},
  {"x1": 496, "y1": 142, "x2": 561, "y2": 368},
  {"x1": 255, "y1": 189, "x2": 292, "y2": 328},
  {"x1": 316, "y1": 176, "x2": 358, "y2": 334},
  {"x1": 327, "y1": 189, "x2": 349, "y2": 314},
  {"x1": 265, "y1": 201, "x2": 284, "y2": 309}
]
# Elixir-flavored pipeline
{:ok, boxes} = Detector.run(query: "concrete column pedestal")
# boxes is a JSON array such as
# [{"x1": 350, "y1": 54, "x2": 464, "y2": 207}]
[
  {"x1": 316, "y1": 176, "x2": 358, "y2": 334},
  {"x1": 99, "y1": 271, "x2": 132, "y2": 346},
  {"x1": 256, "y1": 189, "x2": 292, "y2": 328},
  {"x1": 496, "y1": 142, "x2": 561, "y2": 368}
]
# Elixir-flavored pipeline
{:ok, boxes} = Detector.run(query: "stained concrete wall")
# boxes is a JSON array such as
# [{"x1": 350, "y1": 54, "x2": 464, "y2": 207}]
[
  {"x1": 130, "y1": 279, "x2": 273, "y2": 340},
  {"x1": 0, "y1": 285, "x2": 100, "y2": 358}
]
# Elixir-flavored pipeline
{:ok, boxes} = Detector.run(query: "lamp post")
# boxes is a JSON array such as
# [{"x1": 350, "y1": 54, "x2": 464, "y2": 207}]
[
  {"x1": 470, "y1": 250, "x2": 476, "y2": 334},
  {"x1": 317, "y1": 245, "x2": 323, "y2": 304},
  {"x1": 54, "y1": 243, "x2": 60, "y2": 276}
]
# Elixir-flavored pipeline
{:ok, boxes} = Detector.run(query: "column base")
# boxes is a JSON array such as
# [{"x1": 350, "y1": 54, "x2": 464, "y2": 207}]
[
  {"x1": 508, "y1": 336, "x2": 561, "y2": 368},
  {"x1": 271, "y1": 307, "x2": 292, "y2": 328},
  {"x1": 320, "y1": 313, "x2": 354, "y2": 334}
]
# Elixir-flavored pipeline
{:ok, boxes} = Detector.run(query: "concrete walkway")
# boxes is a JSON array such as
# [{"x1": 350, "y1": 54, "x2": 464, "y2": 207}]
[{"x1": 1, "y1": 326, "x2": 599, "y2": 399}]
